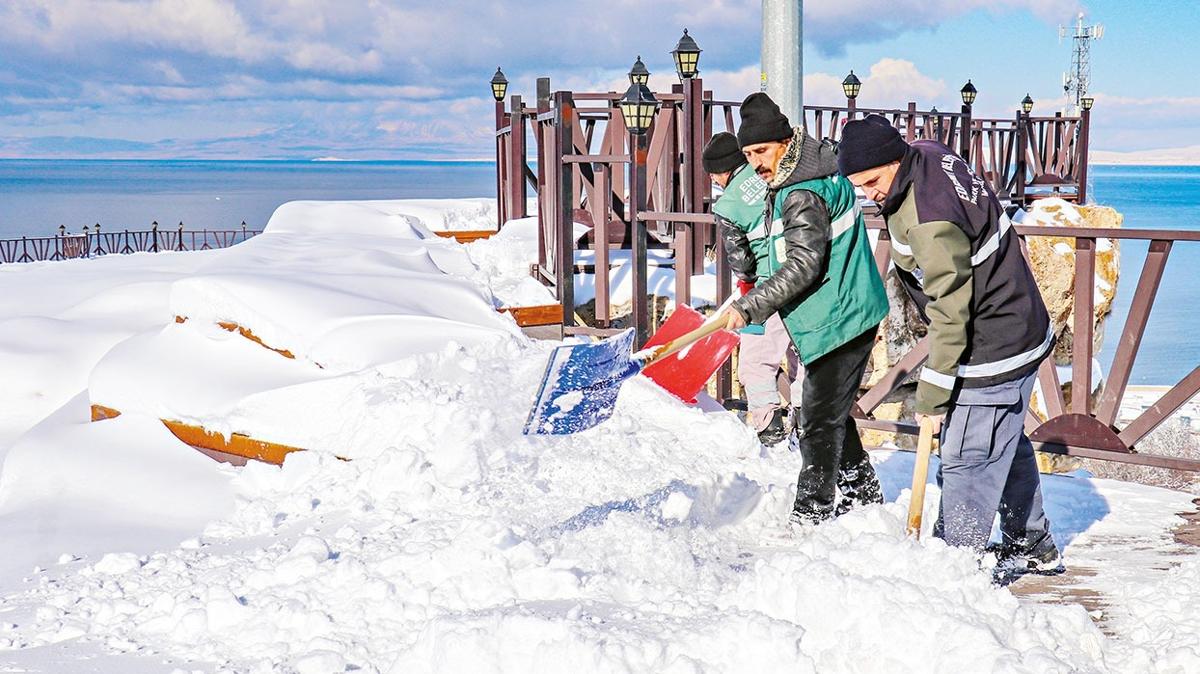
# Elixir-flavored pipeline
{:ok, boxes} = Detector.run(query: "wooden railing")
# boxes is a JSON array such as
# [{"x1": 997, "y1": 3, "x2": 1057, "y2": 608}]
[
  {"x1": 498, "y1": 77, "x2": 1093, "y2": 334},
  {"x1": 855, "y1": 221, "x2": 1200, "y2": 471}
]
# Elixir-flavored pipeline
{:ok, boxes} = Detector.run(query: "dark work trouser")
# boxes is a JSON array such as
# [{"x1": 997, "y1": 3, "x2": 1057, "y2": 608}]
[
  {"x1": 793, "y1": 326, "x2": 878, "y2": 519},
  {"x1": 933, "y1": 369, "x2": 1054, "y2": 552}
]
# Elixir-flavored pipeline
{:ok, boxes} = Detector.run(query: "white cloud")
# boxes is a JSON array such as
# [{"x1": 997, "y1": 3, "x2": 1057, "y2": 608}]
[{"x1": 804, "y1": 0, "x2": 1082, "y2": 53}]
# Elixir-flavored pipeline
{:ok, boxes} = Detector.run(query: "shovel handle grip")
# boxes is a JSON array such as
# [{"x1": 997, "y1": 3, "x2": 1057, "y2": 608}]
[{"x1": 905, "y1": 417, "x2": 936, "y2": 539}]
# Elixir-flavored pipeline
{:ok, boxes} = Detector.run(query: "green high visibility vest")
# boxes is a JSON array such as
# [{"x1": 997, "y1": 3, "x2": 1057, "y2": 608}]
[
  {"x1": 712, "y1": 164, "x2": 771, "y2": 279},
  {"x1": 767, "y1": 175, "x2": 889, "y2": 363}
]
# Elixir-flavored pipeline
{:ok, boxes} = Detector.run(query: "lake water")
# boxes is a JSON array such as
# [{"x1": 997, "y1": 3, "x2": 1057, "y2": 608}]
[
  {"x1": 0, "y1": 159, "x2": 496, "y2": 237},
  {"x1": 0, "y1": 160, "x2": 1196, "y2": 385}
]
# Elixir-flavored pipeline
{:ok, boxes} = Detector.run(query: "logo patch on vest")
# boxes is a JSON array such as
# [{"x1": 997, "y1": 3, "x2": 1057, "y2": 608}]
[
  {"x1": 738, "y1": 175, "x2": 767, "y2": 205},
  {"x1": 940, "y1": 153, "x2": 985, "y2": 205}
]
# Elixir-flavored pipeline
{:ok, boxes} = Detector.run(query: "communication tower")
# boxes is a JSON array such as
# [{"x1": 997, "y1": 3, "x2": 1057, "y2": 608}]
[{"x1": 1060, "y1": 13, "x2": 1104, "y2": 114}]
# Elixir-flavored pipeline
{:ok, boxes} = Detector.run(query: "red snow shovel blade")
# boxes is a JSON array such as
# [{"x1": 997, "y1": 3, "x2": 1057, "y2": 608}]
[{"x1": 642, "y1": 306, "x2": 739, "y2": 404}]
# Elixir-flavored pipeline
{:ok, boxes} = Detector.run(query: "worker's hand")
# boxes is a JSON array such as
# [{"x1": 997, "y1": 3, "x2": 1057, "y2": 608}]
[
  {"x1": 723, "y1": 307, "x2": 747, "y2": 331},
  {"x1": 736, "y1": 279, "x2": 755, "y2": 297},
  {"x1": 916, "y1": 413, "x2": 945, "y2": 435}
]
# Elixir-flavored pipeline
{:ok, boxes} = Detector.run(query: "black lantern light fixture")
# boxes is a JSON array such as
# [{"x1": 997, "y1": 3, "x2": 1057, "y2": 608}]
[
  {"x1": 671, "y1": 29, "x2": 701, "y2": 80},
  {"x1": 960, "y1": 80, "x2": 977, "y2": 106},
  {"x1": 1081, "y1": 96, "x2": 1094, "y2": 110},
  {"x1": 1021, "y1": 93, "x2": 1034, "y2": 114},
  {"x1": 490, "y1": 67, "x2": 508, "y2": 102},
  {"x1": 629, "y1": 55, "x2": 650, "y2": 86},
  {"x1": 619, "y1": 80, "x2": 660, "y2": 135},
  {"x1": 842, "y1": 70, "x2": 862, "y2": 100}
]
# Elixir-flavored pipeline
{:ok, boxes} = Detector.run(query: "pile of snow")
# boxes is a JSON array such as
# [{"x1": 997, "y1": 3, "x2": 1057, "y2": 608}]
[
  {"x1": 88, "y1": 200, "x2": 522, "y2": 453},
  {"x1": 0, "y1": 198, "x2": 1197, "y2": 673}
]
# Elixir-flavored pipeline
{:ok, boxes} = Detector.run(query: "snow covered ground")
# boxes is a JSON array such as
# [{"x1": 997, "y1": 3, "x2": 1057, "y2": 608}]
[{"x1": 0, "y1": 198, "x2": 1197, "y2": 673}]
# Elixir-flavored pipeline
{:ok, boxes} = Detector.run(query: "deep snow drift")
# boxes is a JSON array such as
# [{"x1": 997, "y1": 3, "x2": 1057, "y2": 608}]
[{"x1": 0, "y1": 199, "x2": 1196, "y2": 673}]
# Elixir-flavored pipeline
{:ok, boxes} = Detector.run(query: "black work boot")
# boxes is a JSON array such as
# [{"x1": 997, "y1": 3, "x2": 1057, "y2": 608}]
[
  {"x1": 990, "y1": 531, "x2": 1064, "y2": 585},
  {"x1": 790, "y1": 433, "x2": 838, "y2": 525},
  {"x1": 757, "y1": 407, "x2": 790, "y2": 446},
  {"x1": 834, "y1": 456, "x2": 884, "y2": 516}
]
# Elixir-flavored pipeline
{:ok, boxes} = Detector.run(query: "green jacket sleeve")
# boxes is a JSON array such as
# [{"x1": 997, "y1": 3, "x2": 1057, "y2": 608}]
[{"x1": 908, "y1": 220, "x2": 973, "y2": 414}]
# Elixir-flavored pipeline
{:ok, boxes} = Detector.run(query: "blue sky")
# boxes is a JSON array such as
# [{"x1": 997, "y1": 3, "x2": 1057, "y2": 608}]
[{"x1": 0, "y1": 0, "x2": 1192, "y2": 159}]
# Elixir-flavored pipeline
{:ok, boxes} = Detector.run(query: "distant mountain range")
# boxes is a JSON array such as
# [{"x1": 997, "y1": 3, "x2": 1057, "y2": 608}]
[{"x1": 1091, "y1": 145, "x2": 1200, "y2": 166}]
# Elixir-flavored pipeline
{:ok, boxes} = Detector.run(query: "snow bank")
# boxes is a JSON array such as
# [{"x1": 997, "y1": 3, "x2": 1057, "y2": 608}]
[
  {"x1": 87, "y1": 200, "x2": 524, "y2": 455},
  {"x1": 3, "y1": 338, "x2": 1132, "y2": 672},
  {"x1": 0, "y1": 249, "x2": 218, "y2": 448}
]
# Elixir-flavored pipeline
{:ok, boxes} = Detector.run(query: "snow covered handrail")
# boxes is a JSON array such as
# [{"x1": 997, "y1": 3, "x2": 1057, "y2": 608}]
[{"x1": 0, "y1": 224, "x2": 261, "y2": 264}]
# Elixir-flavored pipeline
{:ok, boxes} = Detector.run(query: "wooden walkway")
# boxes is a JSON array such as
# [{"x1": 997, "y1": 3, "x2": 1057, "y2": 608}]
[{"x1": 1011, "y1": 497, "x2": 1200, "y2": 635}]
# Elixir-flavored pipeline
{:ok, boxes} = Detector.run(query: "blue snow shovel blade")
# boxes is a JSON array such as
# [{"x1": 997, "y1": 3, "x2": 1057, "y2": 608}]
[{"x1": 524, "y1": 329, "x2": 642, "y2": 435}]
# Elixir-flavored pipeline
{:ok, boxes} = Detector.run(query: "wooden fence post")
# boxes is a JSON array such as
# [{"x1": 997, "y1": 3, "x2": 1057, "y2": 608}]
[{"x1": 509, "y1": 94, "x2": 527, "y2": 221}]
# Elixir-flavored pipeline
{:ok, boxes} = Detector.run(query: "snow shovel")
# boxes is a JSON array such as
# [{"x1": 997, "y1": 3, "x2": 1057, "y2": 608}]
[
  {"x1": 641, "y1": 305, "x2": 741, "y2": 404},
  {"x1": 905, "y1": 417, "x2": 937, "y2": 538},
  {"x1": 523, "y1": 316, "x2": 732, "y2": 436}
]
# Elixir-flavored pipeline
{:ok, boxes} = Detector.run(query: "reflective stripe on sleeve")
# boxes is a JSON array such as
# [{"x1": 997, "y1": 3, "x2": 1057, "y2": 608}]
[
  {"x1": 919, "y1": 367, "x2": 957, "y2": 390},
  {"x1": 958, "y1": 325, "x2": 1055, "y2": 378},
  {"x1": 969, "y1": 212, "x2": 1013, "y2": 266}
]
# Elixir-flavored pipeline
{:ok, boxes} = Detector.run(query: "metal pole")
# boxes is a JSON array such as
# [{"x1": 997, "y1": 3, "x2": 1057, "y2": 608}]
[
  {"x1": 960, "y1": 102, "x2": 973, "y2": 161},
  {"x1": 495, "y1": 100, "x2": 506, "y2": 228},
  {"x1": 761, "y1": 0, "x2": 803, "y2": 124},
  {"x1": 846, "y1": 96, "x2": 856, "y2": 121},
  {"x1": 1016, "y1": 110, "x2": 1028, "y2": 205},
  {"x1": 629, "y1": 130, "x2": 650, "y2": 345},
  {"x1": 555, "y1": 92, "x2": 576, "y2": 328},
  {"x1": 1078, "y1": 106, "x2": 1091, "y2": 204}
]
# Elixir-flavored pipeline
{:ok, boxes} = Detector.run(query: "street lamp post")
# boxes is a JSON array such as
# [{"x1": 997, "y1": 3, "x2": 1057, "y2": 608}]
[
  {"x1": 842, "y1": 70, "x2": 861, "y2": 119},
  {"x1": 1016, "y1": 95, "x2": 1034, "y2": 203},
  {"x1": 1079, "y1": 97, "x2": 1094, "y2": 203},
  {"x1": 671, "y1": 29, "x2": 702, "y2": 81},
  {"x1": 491, "y1": 68, "x2": 509, "y2": 227},
  {"x1": 960, "y1": 80, "x2": 976, "y2": 161},
  {"x1": 620, "y1": 81, "x2": 661, "y2": 344},
  {"x1": 629, "y1": 56, "x2": 650, "y2": 86}
]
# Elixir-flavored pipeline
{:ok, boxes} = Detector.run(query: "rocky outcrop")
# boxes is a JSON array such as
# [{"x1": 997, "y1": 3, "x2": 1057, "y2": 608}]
[{"x1": 1023, "y1": 199, "x2": 1122, "y2": 367}]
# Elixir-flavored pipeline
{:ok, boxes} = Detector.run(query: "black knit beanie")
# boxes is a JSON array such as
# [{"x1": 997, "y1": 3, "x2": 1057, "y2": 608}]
[
  {"x1": 702, "y1": 132, "x2": 746, "y2": 174},
  {"x1": 736, "y1": 93, "x2": 792, "y2": 147},
  {"x1": 837, "y1": 114, "x2": 909, "y2": 176}
]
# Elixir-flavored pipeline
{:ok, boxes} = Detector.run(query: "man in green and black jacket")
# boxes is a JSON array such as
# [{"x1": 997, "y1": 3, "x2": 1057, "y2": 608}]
[
  {"x1": 721, "y1": 93, "x2": 889, "y2": 525},
  {"x1": 839, "y1": 114, "x2": 1062, "y2": 579}
]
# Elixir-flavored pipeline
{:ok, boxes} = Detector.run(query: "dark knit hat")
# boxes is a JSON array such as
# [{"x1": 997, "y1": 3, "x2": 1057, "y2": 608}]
[
  {"x1": 702, "y1": 132, "x2": 746, "y2": 174},
  {"x1": 837, "y1": 114, "x2": 909, "y2": 176},
  {"x1": 736, "y1": 93, "x2": 792, "y2": 147}
]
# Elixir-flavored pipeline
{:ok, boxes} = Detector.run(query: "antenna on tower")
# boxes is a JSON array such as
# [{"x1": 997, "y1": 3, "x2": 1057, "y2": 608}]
[{"x1": 1059, "y1": 12, "x2": 1104, "y2": 114}]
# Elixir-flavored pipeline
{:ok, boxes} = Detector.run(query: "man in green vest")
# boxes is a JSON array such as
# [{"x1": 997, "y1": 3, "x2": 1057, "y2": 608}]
[
  {"x1": 722, "y1": 93, "x2": 890, "y2": 525},
  {"x1": 704, "y1": 132, "x2": 798, "y2": 445}
]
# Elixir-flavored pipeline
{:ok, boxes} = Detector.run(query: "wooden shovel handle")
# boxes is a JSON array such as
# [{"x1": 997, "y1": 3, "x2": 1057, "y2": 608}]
[
  {"x1": 638, "y1": 318, "x2": 729, "y2": 368},
  {"x1": 906, "y1": 417, "x2": 936, "y2": 538}
]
